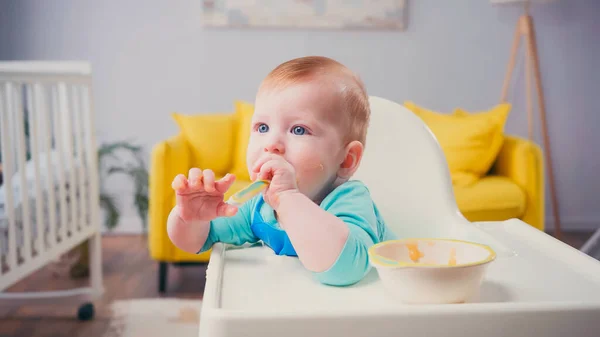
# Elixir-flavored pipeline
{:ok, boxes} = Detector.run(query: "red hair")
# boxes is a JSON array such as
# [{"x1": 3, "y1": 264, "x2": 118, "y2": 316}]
[{"x1": 259, "y1": 56, "x2": 370, "y2": 146}]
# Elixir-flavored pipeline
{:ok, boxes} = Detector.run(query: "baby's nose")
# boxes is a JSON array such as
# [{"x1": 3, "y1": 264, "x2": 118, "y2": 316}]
[{"x1": 264, "y1": 141, "x2": 285, "y2": 154}]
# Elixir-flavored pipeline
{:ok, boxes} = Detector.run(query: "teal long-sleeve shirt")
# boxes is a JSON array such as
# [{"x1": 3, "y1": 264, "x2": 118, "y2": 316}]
[{"x1": 197, "y1": 180, "x2": 396, "y2": 286}]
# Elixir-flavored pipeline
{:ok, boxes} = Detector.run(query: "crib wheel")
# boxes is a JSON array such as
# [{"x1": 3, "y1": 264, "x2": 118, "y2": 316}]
[{"x1": 77, "y1": 302, "x2": 95, "y2": 321}]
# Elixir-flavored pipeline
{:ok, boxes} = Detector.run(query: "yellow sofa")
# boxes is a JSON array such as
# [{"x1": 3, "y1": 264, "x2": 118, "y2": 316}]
[
  {"x1": 149, "y1": 101, "x2": 256, "y2": 292},
  {"x1": 148, "y1": 99, "x2": 544, "y2": 292}
]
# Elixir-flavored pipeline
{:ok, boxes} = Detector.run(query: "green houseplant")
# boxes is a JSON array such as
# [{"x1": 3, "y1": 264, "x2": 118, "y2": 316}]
[
  {"x1": 69, "y1": 140, "x2": 149, "y2": 278},
  {"x1": 97, "y1": 141, "x2": 149, "y2": 232}
]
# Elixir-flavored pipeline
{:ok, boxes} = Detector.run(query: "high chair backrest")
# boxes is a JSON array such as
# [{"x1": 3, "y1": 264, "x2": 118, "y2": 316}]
[{"x1": 352, "y1": 96, "x2": 468, "y2": 239}]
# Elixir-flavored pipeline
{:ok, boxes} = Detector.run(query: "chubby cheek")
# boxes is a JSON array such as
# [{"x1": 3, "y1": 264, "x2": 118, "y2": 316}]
[
  {"x1": 245, "y1": 139, "x2": 262, "y2": 174},
  {"x1": 292, "y1": 152, "x2": 331, "y2": 193}
]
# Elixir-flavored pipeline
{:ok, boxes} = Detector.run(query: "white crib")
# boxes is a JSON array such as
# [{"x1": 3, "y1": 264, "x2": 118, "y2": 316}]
[{"x1": 0, "y1": 62, "x2": 103, "y2": 319}]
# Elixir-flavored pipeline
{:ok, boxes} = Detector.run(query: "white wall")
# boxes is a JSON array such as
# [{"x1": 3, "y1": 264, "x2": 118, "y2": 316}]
[{"x1": 1, "y1": 0, "x2": 598, "y2": 232}]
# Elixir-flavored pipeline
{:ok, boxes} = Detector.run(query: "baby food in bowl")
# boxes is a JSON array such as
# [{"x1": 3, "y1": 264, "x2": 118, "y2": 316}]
[{"x1": 368, "y1": 239, "x2": 496, "y2": 304}]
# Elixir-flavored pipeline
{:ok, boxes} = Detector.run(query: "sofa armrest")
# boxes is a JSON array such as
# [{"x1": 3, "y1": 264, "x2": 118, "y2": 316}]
[
  {"x1": 148, "y1": 133, "x2": 191, "y2": 260},
  {"x1": 490, "y1": 135, "x2": 544, "y2": 231}
]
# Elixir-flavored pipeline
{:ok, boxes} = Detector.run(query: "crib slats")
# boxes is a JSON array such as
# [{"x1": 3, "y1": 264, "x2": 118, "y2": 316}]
[
  {"x1": 14, "y1": 84, "x2": 33, "y2": 263},
  {"x1": 80, "y1": 88, "x2": 92, "y2": 226},
  {"x1": 82, "y1": 86, "x2": 99, "y2": 232},
  {"x1": 27, "y1": 83, "x2": 45, "y2": 254},
  {"x1": 0, "y1": 82, "x2": 19, "y2": 270},
  {"x1": 40, "y1": 83, "x2": 58, "y2": 249},
  {"x1": 63, "y1": 84, "x2": 77, "y2": 236},
  {"x1": 0, "y1": 85, "x2": 5, "y2": 260},
  {"x1": 0, "y1": 62, "x2": 103, "y2": 296},
  {"x1": 73, "y1": 85, "x2": 87, "y2": 231},
  {"x1": 81, "y1": 84, "x2": 103, "y2": 290},
  {"x1": 52, "y1": 84, "x2": 68, "y2": 242}
]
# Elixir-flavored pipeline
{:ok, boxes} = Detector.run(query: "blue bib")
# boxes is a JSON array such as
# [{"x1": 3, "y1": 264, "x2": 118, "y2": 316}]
[{"x1": 250, "y1": 196, "x2": 298, "y2": 256}]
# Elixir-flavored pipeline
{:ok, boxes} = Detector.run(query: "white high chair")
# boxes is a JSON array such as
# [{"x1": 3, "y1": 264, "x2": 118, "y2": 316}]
[{"x1": 199, "y1": 96, "x2": 600, "y2": 337}]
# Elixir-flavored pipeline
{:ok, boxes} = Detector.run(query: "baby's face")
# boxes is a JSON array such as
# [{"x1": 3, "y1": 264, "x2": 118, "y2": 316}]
[{"x1": 247, "y1": 80, "x2": 347, "y2": 202}]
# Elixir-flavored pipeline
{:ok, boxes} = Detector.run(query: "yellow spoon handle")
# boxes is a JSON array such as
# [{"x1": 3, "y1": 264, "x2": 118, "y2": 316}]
[{"x1": 226, "y1": 180, "x2": 270, "y2": 206}]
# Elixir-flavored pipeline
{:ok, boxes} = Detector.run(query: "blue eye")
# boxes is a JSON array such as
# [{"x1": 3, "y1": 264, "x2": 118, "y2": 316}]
[
  {"x1": 292, "y1": 126, "x2": 306, "y2": 135},
  {"x1": 258, "y1": 124, "x2": 269, "y2": 133}
]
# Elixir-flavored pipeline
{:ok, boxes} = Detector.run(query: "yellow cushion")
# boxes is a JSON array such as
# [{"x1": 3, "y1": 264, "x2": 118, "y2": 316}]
[
  {"x1": 171, "y1": 112, "x2": 235, "y2": 176},
  {"x1": 404, "y1": 101, "x2": 510, "y2": 186},
  {"x1": 230, "y1": 100, "x2": 254, "y2": 181},
  {"x1": 454, "y1": 176, "x2": 526, "y2": 222}
]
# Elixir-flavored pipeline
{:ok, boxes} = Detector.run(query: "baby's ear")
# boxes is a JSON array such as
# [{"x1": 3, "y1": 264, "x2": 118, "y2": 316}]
[{"x1": 337, "y1": 140, "x2": 364, "y2": 179}]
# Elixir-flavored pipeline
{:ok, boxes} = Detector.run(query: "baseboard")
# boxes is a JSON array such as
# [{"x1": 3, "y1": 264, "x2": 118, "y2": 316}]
[{"x1": 545, "y1": 216, "x2": 600, "y2": 232}]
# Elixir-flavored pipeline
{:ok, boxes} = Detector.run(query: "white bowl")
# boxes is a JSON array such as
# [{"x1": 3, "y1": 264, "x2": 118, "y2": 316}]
[{"x1": 368, "y1": 239, "x2": 496, "y2": 304}]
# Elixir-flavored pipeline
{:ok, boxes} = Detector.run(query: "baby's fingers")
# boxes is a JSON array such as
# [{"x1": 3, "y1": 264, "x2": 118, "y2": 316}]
[
  {"x1": 171, "y1": 174, "x2": 188, "y2": 191},
  {"x1": 216, "y1": 202, "x2": 238, "y2": 217},
  {"x1": 188, "y1": 168, "x2": 203, "y2": 189},
  {"x1": 203, "y1": 169, "x2": 216, "y2": 193},
  {"x1": 257, "y1": 161, "x2": 276, "y2": 181},
  {"x1": 215, "y1": 173, "x2": 236, "y2": 194},
  {"x1": 251, "y1": 155, "x2": 274, "y2": 174}
]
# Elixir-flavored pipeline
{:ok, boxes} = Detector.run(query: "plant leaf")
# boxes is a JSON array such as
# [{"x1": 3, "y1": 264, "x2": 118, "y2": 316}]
[
  {"x1": 134, "y1": 193, "x2": 149, "y2": 231},
  {"x1": 96, "y1": 140, "x2": 149, "y2": 231},
  {"x1": 99, "y1": 193, "x2": 120, "y2": 230}
]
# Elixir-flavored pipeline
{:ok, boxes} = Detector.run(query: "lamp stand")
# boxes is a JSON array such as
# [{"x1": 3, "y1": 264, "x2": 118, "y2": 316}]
[{"x1": 500, "y1": 5, "x2": 562, "y2": 239}]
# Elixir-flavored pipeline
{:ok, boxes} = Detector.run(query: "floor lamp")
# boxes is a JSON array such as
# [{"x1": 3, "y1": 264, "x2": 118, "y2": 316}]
[{"x1": 496, "y1": 0, "x2": 562, "y2": 239}]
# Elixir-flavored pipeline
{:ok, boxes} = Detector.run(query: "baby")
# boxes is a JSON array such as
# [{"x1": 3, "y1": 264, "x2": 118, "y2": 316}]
[{"x1": 167, "y1": 56, "x2": 396, "y2": 286}]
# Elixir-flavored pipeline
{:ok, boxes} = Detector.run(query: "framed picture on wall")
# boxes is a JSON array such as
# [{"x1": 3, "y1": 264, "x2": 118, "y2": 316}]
[{"x1": 201, "y1": 0, "x2": 407, "y2": 30}]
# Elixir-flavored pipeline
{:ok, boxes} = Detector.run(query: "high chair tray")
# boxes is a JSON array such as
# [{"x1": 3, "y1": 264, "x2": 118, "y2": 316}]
[{"x1": 199, "y1": 219, "x2": 600, "y2": 337}]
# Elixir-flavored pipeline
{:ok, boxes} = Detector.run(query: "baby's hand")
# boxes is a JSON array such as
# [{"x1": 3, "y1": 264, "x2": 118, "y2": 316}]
[
  {"x1": 171, "y1": 168, "x2": 238, "y2": 224},
  {"x1": 251, "y1": 154, "x2": 299, "y2": 209}
]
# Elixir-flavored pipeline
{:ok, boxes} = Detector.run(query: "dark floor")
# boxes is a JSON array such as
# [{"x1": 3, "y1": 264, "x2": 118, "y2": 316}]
[
  {"x1": 0, "y1": 231, "x2": 594, "y2": 337},
  {"x1": 547, "y1": 230, "x2": 592, "y2": 250},
  {"x1": 0, "y1": 235, "x2": 207, "y2": 337}
]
